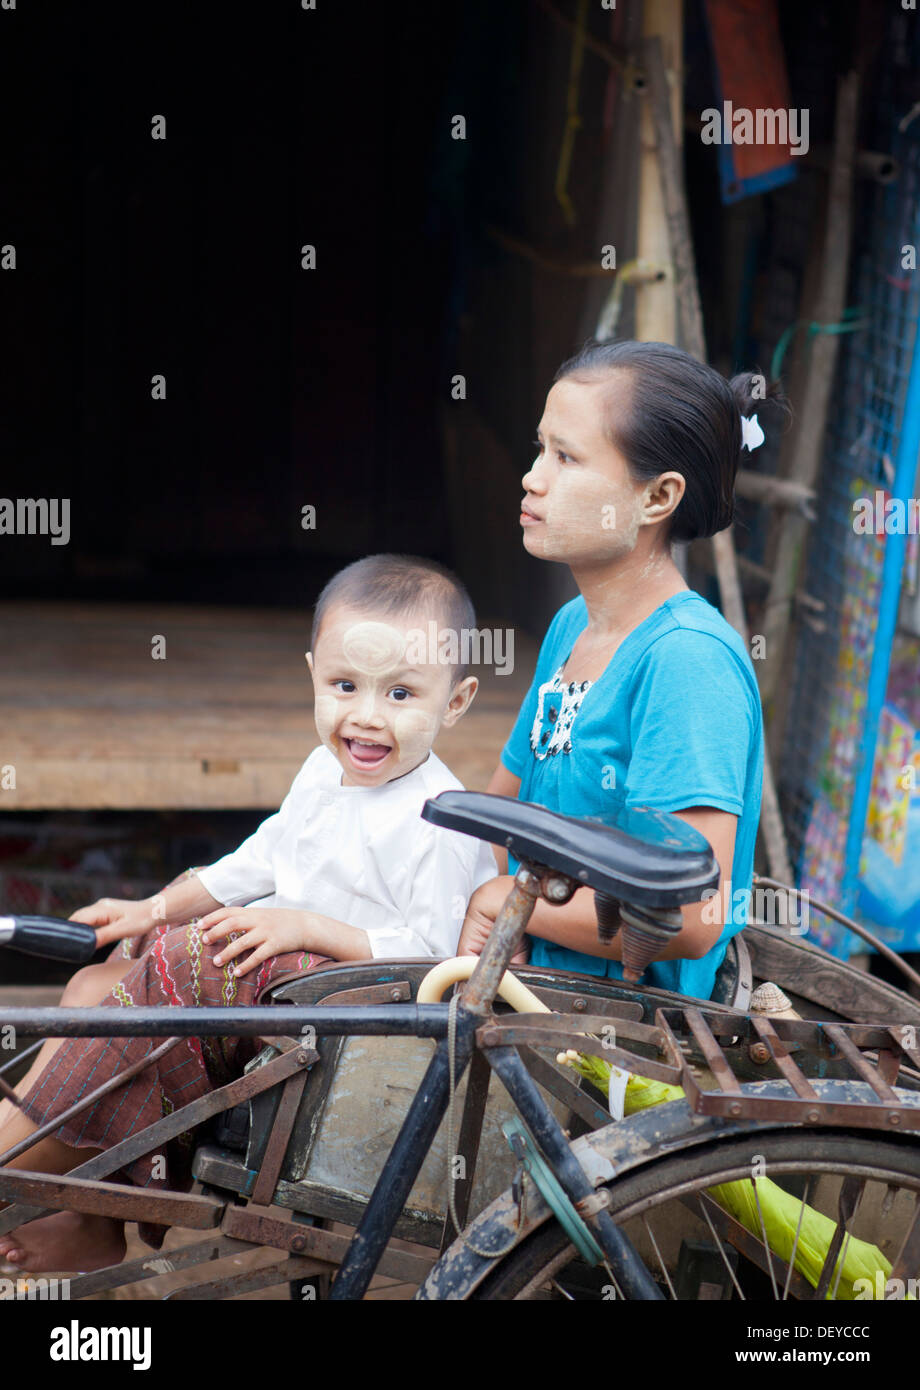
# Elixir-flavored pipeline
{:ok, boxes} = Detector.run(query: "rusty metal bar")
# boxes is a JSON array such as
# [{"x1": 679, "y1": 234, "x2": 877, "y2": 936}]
[
  {"x1": 890, "y1": 1025, "x2": 920, "y2": 1073},
  {"x1": 750, "y1": 1017, "x2": 819, "y2": 1101},
  {"x1": 0, "y1": 1037, "x2": 181, "y2": 1167},
  {"x1": 67, "y1": 1234, "x2": 253, "y2": 1299},
  {"x1": 824, "y1": 1024, "x2": 900, "y2": 1103},
  {"x1": 250, "y1": 1067, "x2": 312, "y2": 1208},
  {"x1": 221, "y1": 1204, "x2": 434, "y2": 1284},
  {"x1": 168, "y1": 1256, "x2": 333, "y2": 1300},
  {"x1": 0, "y1": 1041, "x2": 316, "y2": 1238},
  {"x1": 683, "y1": 1008, "x2": 742, "y2": 1095},
  {"x1": 516, "y1": 1044, "x2": 612, "y2": 1132},
  {"x1": 460, "y1": 868, "x2": 541, "y2": 1016},
  {"x1": 0, "y1": 1167, "x2": 223, "y2": 1228},
  {"x1": 0, "y1": 1003, "x2": 450, "y2": 1039},
  {"x1": 477, "y1": 1020, "x2": 681, "y2": 1085}
]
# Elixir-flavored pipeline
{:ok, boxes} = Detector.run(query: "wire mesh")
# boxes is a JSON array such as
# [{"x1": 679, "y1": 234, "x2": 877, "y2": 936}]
[{"x1": 777, "y1": 20, "x2": 920, "y2": 956}]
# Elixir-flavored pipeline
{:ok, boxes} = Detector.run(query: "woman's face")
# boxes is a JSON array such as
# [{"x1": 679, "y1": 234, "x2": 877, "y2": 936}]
[{"x1": 521, "y1": 373, "x2": 669, "y2": 567}]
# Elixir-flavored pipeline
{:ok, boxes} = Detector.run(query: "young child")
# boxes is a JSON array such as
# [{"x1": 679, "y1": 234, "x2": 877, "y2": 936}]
[{"x1": 0, "y1": 557, "x2": 500, "y2": 1254}]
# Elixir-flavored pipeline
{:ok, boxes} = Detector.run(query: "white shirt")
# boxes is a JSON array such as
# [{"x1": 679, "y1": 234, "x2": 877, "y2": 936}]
[{"x1": 196, "y1": 746, "x2": 498, "y2": 960}]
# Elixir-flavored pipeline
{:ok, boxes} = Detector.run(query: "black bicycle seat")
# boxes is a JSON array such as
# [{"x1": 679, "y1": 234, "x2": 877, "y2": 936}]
[{"x1": 422, "y1": 791, "x2": 719, "y2": 908}]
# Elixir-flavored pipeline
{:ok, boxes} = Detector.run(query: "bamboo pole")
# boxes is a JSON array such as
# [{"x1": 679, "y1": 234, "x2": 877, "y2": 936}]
[{"x1": 641, "y1": 33, "x2": 792, "y2": 883}]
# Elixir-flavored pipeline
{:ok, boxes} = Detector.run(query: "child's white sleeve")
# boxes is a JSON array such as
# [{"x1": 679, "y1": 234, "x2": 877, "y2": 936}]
[
  {"x1": 195, "y1": 761, "x2": 311, "y2": 907},
  {"x1": 363, "y1": 829, "x2": 499, "y2": 960}
]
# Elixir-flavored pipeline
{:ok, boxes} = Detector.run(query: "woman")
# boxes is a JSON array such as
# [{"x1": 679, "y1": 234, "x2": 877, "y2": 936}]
[
  {"x1": 458, "y1": 340, "x2": 769, "y2": 1000},
  {"x1": 0, "y1": 339, "x2": 772, "y2": 1272}
]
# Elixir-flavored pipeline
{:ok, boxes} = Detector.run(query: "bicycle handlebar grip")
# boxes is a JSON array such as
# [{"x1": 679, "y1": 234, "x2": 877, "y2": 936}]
[{"x1": 0, "y1": 915, "x2": 99, "y2": 964}]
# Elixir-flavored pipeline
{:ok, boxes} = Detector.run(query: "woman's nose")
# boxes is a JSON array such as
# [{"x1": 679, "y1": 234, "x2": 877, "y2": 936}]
[{"x1": 522, "y1": 457, "x2": 547, "y2": 493}]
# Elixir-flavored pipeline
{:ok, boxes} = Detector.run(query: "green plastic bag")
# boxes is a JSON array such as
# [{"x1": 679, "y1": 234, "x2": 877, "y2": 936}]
[{"x1": 559, "y1": 1050, "x2": 895, "y2": 1300}]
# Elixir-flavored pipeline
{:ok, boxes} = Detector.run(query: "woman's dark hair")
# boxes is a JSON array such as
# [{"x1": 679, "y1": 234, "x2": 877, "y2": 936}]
[
  {"x1": 311, "y1": 553, "x2": 477, "y2": 680},
  {"x1": 553, "y1": 339, "x2": 789, "y2": 544}
]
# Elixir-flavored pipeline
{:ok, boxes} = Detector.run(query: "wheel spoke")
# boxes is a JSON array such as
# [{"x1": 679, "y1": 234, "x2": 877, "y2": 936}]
[
  {"x1": 782, "y1": 1175, "x2": 813, "y2": 1301},
  {"x1": 642, "y1": 1216, "x2": 677, "y2": 1300},
  {"x1": 750, "y1": 1178, "x2": 780, "y2": 1301},
  {"x1": 696, "y1": 1193, "x2": 745, "y2": 1301}
]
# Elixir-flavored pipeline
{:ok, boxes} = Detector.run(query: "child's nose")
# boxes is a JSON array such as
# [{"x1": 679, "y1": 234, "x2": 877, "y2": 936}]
[{"x1": 356, "y1": 691, "x2": 386, "y2": 725}]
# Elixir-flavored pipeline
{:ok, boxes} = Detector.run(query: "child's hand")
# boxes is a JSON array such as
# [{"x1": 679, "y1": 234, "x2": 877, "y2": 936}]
[
  {"x1": 457, "y1": 877, "x2": 528, "y2": 964},
  {"x1": 200, "y1": 907, "x2": 314, "y2": 977},
  {"x1": 70, "y1": 897, "x2": 157, "y2": 948}
]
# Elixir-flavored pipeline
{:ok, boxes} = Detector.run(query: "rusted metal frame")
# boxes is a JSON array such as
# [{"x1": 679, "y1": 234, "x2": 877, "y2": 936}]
[
  {"x1": 684, "y1": 1192, "x2": 816, "y2": 1301},
  {"x1": 683, "y1": 1008, "x2": 742, "y2": 1095},
  {"x1": 0, "y1": 1002, "x2": 451, "y2": 1039},
  {"x1": 693, "y1": 1092, "x2": 920, "y2": 1131},
  {"x1": 439, "y1": 1043, "x2": 491, "y2": 1255},
  {"x1": 876, "y1": 1048, "x2": 903, "y2": 1087},
  {"x1": 0, "y1": 1168, "x2": 224, "y2": 1228},
  {"x1": 221, "y1": 1205, "x2": 435, "y2": 1284},
  {"x1": 813, "y1": 1175, "x2": 864, "y2": 1301},
  {"x1": 485, "y1": 1045, "x2": 662, "y2": 1299},
  {"x1": 168, "y1": 1256, "x2": 334, "y2": 1301},
  {"x1": 0, "y1": 1041, "x2": 316, "y2": 1238},
  {"x1": 890, "y1": 1195, "x2": 920, "y2": 1284},
  {"x1": 460, "y1": 867, "x2": 542, "y2": 1017},
  {"x1": 525, "y1": 985, "x2": 643, "y2": 1021},
  {"x1": 0, "y1": 1038, "x2": 42, "y2": 1078},
  {"x1": 823, "y1": 1024, "x2": 900, "y2": 1103},
  {"x1": 249, "y1": 1066, "x2": 312, "y2": 1208},
  {"x1": 477, "y1": 1017, "x2": 682, "y2": 1086},
  {"x1": 0, "y1": 1037, "x2": 181, "y2": 1167},
  {"x1": 67, "y1": 1234, "x2": 254, "y2": 1299},
  {"x1": 314, "y1": 980, "x2": 411, "y2": 1006},
  {"x1": 515, "y1": 1044, "x2": 612, "y2": 1132},
  {"x1": 750, "y1": 1017, "x2": 819, "y2": 1101},
  {"x1": 890, "y1": 1025, "x2": 920, "y2": 1073}
]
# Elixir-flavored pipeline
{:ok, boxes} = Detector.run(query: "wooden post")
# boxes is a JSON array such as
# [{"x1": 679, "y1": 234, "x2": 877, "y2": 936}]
[
  {"x1": 642, "y1": 33, "x2": 793, "y2": 883},
  {"x1": 635, "y1": 0, "x2": 682, "y2": 347}
]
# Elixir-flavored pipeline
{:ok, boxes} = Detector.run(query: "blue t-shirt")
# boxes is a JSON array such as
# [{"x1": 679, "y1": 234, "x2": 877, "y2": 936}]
[{"x1": 501, "y1": 590, "x2": 764, "y2": 1000}]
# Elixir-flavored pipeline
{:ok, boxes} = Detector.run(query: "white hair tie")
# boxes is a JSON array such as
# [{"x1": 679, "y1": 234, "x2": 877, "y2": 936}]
[{"x1": 741, "y1": 413, "x2": 765, "y2": 451}]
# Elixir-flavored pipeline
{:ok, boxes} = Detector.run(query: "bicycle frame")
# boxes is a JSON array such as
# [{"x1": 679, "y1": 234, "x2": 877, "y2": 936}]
[{"x1": 0, "y1": 863, "x2": 662, "y2": 1300}]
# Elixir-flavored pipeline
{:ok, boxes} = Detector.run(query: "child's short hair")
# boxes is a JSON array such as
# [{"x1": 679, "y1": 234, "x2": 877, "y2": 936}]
[{"x1": 311, "y1": 554, "x2": 477, "y2": 682}]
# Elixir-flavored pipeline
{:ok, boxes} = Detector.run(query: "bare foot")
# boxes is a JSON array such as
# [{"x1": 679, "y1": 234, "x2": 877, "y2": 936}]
[{"x1": 0, "y1": 1210, "x2": 126, "y2": 1273}]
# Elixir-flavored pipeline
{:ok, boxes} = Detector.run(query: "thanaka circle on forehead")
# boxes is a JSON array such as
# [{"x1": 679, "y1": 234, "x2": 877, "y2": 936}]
[{"x1": 339, "y1": 620, "x2": 408, "y2": 675}]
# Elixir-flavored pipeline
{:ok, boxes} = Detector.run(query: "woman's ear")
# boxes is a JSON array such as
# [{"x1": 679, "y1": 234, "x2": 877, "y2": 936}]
[
  {"x1": 305, "y1": 651, "x2": 315, "y2": 678},
  {"x1": 441, "y1": 675, "x2": 479, "y2": 727}
]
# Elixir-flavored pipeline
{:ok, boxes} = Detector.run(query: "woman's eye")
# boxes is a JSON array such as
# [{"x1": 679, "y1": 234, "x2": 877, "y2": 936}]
[
  {"x1": 389, "y1": 687, "x2": 412, "y2": 702},
  {"x1": 532, "y1": 439, "x2": 544, "y2": 454}
]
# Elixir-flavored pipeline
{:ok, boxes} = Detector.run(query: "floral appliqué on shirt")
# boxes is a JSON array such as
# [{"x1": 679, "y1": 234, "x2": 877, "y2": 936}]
[{"x1": 529, "y1": 665, "x2": 593, "y2": 760}]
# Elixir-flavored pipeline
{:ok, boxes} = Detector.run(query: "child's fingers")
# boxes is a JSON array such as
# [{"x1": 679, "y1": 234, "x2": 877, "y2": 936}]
[
  {"x1": 201, "y1": 917, "x2": 238, "y2": 944},
  {"x1": 227, "y1": 942, "x2": 273, "y2": 979},
  {"x1": 199, "y1": 908, "x2": 234, "y2": 931},
  {"x1": 211, "y1": 928, "x2": 258, "y2": 966}
]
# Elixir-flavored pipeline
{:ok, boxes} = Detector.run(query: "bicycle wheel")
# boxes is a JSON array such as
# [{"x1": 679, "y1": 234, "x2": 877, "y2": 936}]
[{"x1": 472, "y1": 1130, "x2": 920, "y2": 1300}]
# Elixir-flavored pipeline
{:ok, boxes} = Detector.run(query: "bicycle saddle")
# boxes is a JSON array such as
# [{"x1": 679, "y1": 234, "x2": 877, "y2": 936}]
[{"x1": 422, "y1": 791, "x2": 719, "y2": 908}]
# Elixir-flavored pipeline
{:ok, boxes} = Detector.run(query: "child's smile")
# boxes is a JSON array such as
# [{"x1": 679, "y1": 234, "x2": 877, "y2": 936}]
[{"x1": 306, "y1": 607, "x2": 476, "y2": 787}]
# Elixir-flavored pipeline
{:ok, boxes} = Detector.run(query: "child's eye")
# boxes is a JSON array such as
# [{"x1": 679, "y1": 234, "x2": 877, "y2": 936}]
[
  {"x1": 333, "y1": 680, "x2": 356, "y2": 693},
  {"x1": 389, "y1": 686, "x2": 412, "y2": 702}
]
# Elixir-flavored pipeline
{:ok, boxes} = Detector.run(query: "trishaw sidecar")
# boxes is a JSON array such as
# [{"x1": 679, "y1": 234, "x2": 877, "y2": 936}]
[{"x1": 2, "y1": 792, "x2": 920, "y2": 1302}]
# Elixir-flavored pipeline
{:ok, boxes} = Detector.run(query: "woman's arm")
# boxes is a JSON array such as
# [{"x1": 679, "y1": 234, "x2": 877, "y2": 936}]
[
  {"x1": 460, "y1": 805, "x2": 737, "y2": 964},
  {"x1": 484, "y1": 762, "x2": 521, "y2": 875}
]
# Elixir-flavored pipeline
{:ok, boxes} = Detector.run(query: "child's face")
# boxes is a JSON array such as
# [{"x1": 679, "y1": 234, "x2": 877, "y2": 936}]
[
  {"x1": 306, "y1": 604, "x2": 477, "y2": 787},
  {"x1": 521, "y1": 374, "x2": 684, "y2": 567}
]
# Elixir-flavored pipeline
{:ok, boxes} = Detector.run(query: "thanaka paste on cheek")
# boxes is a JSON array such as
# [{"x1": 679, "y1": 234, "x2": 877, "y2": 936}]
[
  {"x1": 313, "y1": 694, "x2": 340, "y2": 752},
  {"x1": 393, "y1": 708, "x2": 437, "y2": 768},
  {"x1": 538, "y1": 468, "x2": 642, "y2": 563}
]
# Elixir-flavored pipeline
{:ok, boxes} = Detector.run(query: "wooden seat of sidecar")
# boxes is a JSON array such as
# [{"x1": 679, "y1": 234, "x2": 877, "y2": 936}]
[{"x1": 422, "y1": 791, "x2": 719, "y2": 908}]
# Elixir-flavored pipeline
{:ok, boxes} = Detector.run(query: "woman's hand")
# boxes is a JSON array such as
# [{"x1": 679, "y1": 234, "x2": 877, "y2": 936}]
[
  {"x1": 70, "y1": 897, "x2": 157, "y2": 948},
  {"x1": 200, "y1": 907, "x2": 316, "y2": 977},
  {"x1": 457, "y1": 876, "x2": 528, "y2": 964}
]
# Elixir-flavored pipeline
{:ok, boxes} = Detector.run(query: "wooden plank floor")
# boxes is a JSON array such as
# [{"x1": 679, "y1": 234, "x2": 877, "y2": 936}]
[{"x1": 0, "y1": 602, "x2": 535, "y2": 810}]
